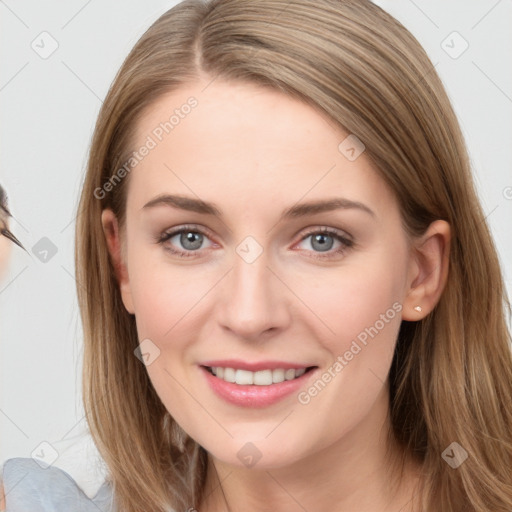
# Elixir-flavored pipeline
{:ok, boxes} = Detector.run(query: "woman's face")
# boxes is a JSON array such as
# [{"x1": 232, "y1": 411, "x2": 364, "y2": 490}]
[{"x1": 105, "y1": 79, "x2": 417, "y2": 469}]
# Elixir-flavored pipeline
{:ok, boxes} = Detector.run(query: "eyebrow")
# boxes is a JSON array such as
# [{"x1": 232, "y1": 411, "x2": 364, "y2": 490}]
[{"x1": 142, "y1": 194, "x2": 376, "y2": 219}]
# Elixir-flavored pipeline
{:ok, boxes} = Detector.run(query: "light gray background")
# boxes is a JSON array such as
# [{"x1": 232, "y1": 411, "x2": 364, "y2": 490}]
[{"x1": 1, "y1": 0, "x2": 511, "y2": 464}]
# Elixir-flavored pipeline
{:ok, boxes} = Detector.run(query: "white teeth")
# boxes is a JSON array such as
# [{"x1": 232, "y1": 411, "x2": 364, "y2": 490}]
[
  {"x1": 285, "y1": 369, "x2": 296, "y2": 380},
  {"x1": 235, "y1": 369, "x2": 254, "y2": 385},
  {"x1": 209, "y1": 367, "x2": 309, "y2": 386},
  {"x1": 254, "y1": 370, "x2": 273, "y2": 385},
  {"x1": 272, "y1": 368, "x2": 285, "y2": 383},
  {"x1": 223, "y1": 367, "x2": 236, "y2": 383}
]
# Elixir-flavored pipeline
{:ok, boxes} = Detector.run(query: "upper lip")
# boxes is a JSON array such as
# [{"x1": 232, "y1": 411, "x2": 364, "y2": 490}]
[{"x1": 200, "y1": 359, "x2": 316, "y2": 372}]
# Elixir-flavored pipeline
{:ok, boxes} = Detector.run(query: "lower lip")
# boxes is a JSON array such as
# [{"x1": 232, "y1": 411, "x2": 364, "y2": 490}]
[{"x1": 200, "y1": 366, "x2": 316, "y2": 408}]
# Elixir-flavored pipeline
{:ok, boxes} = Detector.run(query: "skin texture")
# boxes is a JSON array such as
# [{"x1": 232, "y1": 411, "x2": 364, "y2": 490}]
[
  {"x1": 102, "y1": 78, "x2": 450, "y2": 512},
  {"x1": 0, "y1": 235, "x2": 11, "y2": 281},
  {"x1": 0, "y1": 191, "x2": 13, "y2": 280}
]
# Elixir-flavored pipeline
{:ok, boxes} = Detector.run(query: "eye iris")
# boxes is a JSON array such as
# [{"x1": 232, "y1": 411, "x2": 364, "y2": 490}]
[
  {"x1": 311, "y1": 233, "x2": 333, "y2": 252},
  {"x1": 181, "y1": 231, "x2": 203, "y2": 250}
]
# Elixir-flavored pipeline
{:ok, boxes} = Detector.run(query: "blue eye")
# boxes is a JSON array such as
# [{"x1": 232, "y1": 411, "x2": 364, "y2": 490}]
[
  {"x1": 157, "y1": 225, "x2": 353, "y2": 260},
  {"x1": 157, "y1": 225, "x2": 213, "y2": 258},
  {"x1": 296, "y1": 227, "x2": 353, "y2": 260}
]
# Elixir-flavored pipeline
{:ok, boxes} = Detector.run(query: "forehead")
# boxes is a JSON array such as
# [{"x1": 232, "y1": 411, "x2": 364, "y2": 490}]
[{"x1": 126, "y1": 79, "x2": 394, "y2": 216}]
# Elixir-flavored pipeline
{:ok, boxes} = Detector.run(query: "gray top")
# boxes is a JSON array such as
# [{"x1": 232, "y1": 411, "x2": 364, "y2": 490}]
[{"x1": 1, "y1": 457, "x2": 116, "y2": 511}]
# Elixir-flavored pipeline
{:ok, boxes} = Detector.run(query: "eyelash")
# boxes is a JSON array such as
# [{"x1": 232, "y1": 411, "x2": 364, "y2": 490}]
[{"x1": 156, "y1": 224, "x2": 354, "y2": 260}]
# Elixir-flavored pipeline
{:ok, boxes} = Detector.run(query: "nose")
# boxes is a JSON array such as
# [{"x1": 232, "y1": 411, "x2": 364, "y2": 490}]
[{"x1": 217, "y1": 240, "x2": 291, "y2": 341}]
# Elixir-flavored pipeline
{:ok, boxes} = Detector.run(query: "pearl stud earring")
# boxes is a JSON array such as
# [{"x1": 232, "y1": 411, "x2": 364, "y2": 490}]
[{"x1": 414, "y1": 305, "x2": 422, "y2": 312}]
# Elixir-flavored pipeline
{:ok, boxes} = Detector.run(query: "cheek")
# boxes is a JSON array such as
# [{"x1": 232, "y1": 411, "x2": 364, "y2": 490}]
[
  {"x1": 127, "y1": 246, "x2": 218, "y2": 350},
  {"x1": 127, "y1": 261, "x2": 211, "y2": 422},
  {"x1": 290, "y1": 260, "x2": 405, "y2": 444},
  {"x1": 130, "y1": 267, "x2": 197, "y2": 339},
  {"x1": 296, "y1": 249, "x2": 406, "y2": 355}
]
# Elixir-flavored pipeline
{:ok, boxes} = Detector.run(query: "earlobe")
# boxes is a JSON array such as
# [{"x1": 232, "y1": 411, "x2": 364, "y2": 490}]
[
  {"x1": 402, "y1": 219, "x2": 451, "y2": 321},
  {"x1": 101, "y1": 209, "x2": 135, "y2": 314}
]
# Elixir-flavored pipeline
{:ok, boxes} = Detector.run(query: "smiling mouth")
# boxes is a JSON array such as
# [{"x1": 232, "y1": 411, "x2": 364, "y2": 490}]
[{"x1": 202, "y1": 365, "x2": 317, "y2": 386}]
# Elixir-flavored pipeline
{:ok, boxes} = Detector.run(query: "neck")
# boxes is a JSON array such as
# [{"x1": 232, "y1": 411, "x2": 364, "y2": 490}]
[{"x1": 199, "y1": 386, "x2": 422, "y2": 512}]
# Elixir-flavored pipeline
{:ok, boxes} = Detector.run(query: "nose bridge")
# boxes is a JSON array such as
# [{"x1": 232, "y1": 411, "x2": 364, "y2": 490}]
[{"x1": 219, "y1": 234, "x2": 287, "y2": 338}]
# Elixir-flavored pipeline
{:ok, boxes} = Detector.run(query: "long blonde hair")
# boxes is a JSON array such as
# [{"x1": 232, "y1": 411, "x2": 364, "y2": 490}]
[{"x1": 75, "y1": 1, "x2": 512, "y2": 510}]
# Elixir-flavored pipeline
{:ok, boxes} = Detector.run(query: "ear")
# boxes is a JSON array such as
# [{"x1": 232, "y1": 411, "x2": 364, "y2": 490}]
[
  {"x1": 402, "y1": 219, "x2": 451, "y2": 321},
  {"x1": 101, "y1": 209, "x2": 135, "y2": 314}
]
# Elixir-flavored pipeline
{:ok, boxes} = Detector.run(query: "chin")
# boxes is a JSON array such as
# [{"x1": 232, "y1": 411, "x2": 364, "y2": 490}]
[{"x1": 203, "y1": 433, "x2": 308, "y2": 471}]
